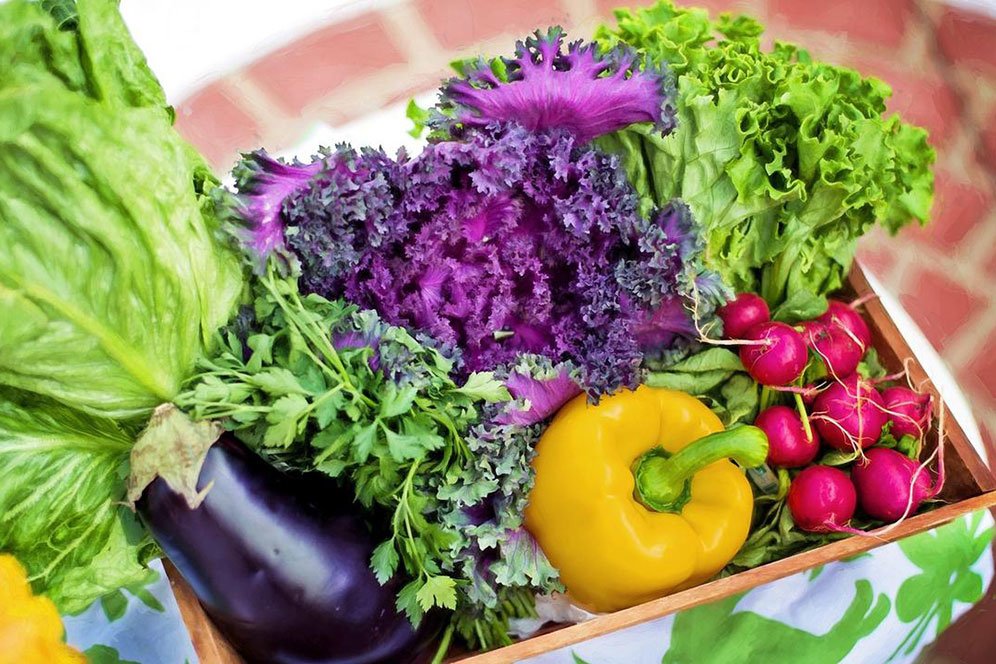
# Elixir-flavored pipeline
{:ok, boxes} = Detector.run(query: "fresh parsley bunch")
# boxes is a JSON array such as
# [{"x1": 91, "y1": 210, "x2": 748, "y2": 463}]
[{"x1": 178, "y1": 269, "x2": 509, "y2": 623}]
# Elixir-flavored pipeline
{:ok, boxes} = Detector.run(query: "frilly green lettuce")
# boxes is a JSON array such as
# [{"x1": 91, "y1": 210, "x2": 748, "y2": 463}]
[{"x1": 596, "y1": 1, "x2": 934, "y2": 310}]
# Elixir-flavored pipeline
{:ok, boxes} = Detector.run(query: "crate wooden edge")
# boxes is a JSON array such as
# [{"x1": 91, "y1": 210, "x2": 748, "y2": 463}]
[
  {"x1": 847, "y1": 264, "x2": 994, "y2": 492},
  {"x1": 456, "y1": 491, "x2": 996, "y2": 663},
  {"x1": 165, "y1": 560, "x2": 242, "y2": 664},
  {"x1": 166, "y1": 263, "x2": 996, "y2": 664}
]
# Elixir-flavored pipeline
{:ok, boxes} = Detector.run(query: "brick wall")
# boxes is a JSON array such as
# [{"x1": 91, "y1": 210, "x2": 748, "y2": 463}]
[{"x1": 171, "y1": 0, "x2": 996, "y2": 458}]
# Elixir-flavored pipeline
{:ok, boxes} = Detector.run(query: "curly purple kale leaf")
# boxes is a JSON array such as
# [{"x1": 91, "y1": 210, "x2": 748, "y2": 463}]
[
  {"x1": 280, "y1": 125, "x2": 720, "y2": 396},
  {"x1": 435, "y1": 27, "x2": 676, "y2": 143}
]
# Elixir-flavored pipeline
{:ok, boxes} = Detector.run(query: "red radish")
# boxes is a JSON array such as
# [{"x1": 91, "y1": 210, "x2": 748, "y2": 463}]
[
  {"x1": 881, "y1": 386, "x2": 933, "y2": 440},
  {"x1": 801, "y1": 319, "x2": 863, "y2": 379},
  {"x1": 754, "y1": 405, "x2": 820, "y2": 468},
  {"x1": 718, "y1": 293, "x2": 770, "y2": 339},
  {"x1": 851, "y1": 447, "x2": 938, "y2": 523},
  {"x1": 787, "y1": 466, "x2": 857, "y2": 533},
  {"x1": 819, "y1": 300, "x2": 871, "y2": 353},
  {"x1": 739, "y1": 321, "x2": 808, "y2": 386},
  {"x1": 811, "y1": 375, "x2": 888, "y2": 452}
]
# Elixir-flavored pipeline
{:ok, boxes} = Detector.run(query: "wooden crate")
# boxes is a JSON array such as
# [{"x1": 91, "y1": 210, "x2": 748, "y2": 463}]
[{"x1": 167, "y1": 263, "x2": 996, "y2": 664}]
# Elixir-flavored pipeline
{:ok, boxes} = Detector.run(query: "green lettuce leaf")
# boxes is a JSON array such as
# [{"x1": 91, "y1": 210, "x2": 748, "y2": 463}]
[
  {"x1": 0, "y1": 0, "x2": 242, "y2": 612},
  {"x1": 0, "y1": 391, "x2": 158, "y2": 613},
  {"x1": 1, "y1": 0, "x2": 168, "y2": 113},
  {"x1": 645, "y1": 348, "x2": 760, "y2": 426},
  {"x1": 596, "y1": 1, "x2": 934, "y2": 307},
  {"x1": 0, "y1": 1, "x2": 242, "y2": 419}
]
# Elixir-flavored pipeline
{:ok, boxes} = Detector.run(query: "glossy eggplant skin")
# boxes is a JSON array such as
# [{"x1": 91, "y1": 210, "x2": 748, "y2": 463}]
[{"x1": 139, "y1": 434, "x2": 435, "y2": 664}]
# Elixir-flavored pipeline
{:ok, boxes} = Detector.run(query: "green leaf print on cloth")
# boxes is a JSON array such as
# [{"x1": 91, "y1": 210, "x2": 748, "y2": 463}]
[
  {"x1": 888, "y1": 511, "x2": 995, "y2": 660},
  {"x1": 661, "y1": 580, "x2": 890, "y2": 664}
]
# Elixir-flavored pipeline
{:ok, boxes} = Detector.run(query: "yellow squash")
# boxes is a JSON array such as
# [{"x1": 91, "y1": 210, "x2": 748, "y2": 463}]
[
  {"x1": 524, "y1": 385, "x2": 767, "y2": 613},
  {"x1": 0, "y1": 555, "x2": 84, "y2": 664}
]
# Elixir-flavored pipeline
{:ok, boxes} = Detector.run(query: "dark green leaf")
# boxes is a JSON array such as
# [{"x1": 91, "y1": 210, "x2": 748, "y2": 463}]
[
  {"x1": 100, "y1": 590, "x2": 128, "y2": 622},
  {"x1": 371, "y1": 539, "x2": 400, "y2": 585},
  {"x1": 83, "y1": 645, "x2": 139, "y2": 664}
]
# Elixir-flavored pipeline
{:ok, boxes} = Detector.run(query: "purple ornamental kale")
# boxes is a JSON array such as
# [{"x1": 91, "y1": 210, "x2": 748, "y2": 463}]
[
  {"x1": 435, "y1": 27, "x2": 675, "y2": 143},
  {"x1": 230, "y1": 150, "x2": 323, "y2": 265},
  {"x1": 498, "y1": 360, "x2": 582, "y2": 427},
  {"x1": 282, "y1": 124, "x2": 719, "y2": 396},
  {"x1": 617, "y1": 202, "x2": 720, "y2": 353},
  {"x1": 283, "y1": 145, "x2": 406, "y2": 292}
]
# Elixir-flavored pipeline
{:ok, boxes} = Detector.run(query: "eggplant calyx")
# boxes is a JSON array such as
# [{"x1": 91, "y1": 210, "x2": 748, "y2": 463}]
[{"x1": 126, "y1": 403, "x2": 222, "y2": 510}]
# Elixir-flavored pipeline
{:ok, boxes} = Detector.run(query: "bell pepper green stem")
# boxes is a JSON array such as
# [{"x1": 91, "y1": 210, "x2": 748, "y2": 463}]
[{"x1": 635, "y1": 426, "x2": 769, "y2": 513}]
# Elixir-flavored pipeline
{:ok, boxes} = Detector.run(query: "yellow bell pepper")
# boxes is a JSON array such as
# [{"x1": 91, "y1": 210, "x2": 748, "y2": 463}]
[
  {"x1": 0, "y1": 555, "x2": 84, "y2": 664},
  {"x1": 524, "y1": 385, "x2": 767, "y2": 613}
]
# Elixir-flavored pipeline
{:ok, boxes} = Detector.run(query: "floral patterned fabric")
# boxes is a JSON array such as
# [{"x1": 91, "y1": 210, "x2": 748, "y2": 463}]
[{"x1": 62, "y1": 512, "x2": 993, "y2": 663}]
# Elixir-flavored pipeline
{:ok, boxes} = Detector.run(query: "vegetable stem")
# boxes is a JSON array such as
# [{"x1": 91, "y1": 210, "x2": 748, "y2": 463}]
[
  {"x1": 794, "y1": 392, "x2": 814, "y2": 443},
  {"x1": 759, "y1": 385, "x2": 774, "y2": 411},
  {"x1": 635, "y1": 427, "x2": 769, "y2": 513},
  {"x1": 430, "y1": 623, "x2": 455, "y2": 664}
]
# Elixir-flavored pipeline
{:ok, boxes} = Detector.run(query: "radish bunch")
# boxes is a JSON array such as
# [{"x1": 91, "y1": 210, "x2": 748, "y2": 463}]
[{"x1": 721, "y1": 294, "x2": 944, "y2": 534}]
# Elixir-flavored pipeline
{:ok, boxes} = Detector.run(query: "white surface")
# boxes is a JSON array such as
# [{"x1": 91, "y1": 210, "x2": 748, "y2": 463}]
[
  {"x1": 944, "y1": 0, "x2": 996, "y2": 19},
  {"x1": 119, "y1": 0, "x2": 397, "y2": 103}
]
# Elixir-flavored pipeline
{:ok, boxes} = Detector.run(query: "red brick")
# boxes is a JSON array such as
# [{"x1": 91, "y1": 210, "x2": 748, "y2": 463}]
[
  {"x1": 909, "y1": 172, "x2": 992, "y2": 250},
  {"x1": 847, "y1": 58, "x2": 960, "y2": 146},
  {"x1": 174, "y1": 83, "x2": 260, "y2": 169},
  {"x1": 981, "y1": 108, "x2": 996, "y2": 173},
  {"x1": 768, "y1": 0, "x2": 913, "y2": 47},
  {"x1": 418, "y1": 0, "x2": 570, "y2": 51},
  {"x1": 247, "y1": 14, "x2": 404, "y2": 114},
  {"x1": 960, "y1": 328, "x2": 996, "y2": 410},
  {"x1": 382, "y1": 71, "x2": 451, "y2": 108},
  {"x1": 936, "y1": 6, "x2": 996, "y2": 76},
  {"x1": 596, "y1": 0, "x2": 746, "y2": 17},
  {"x1": 856, "y1": 241, "x2": 898, "y2": 280},
  {"x1": 897, "y1": 268, "x2": 985, "y2": 351}
]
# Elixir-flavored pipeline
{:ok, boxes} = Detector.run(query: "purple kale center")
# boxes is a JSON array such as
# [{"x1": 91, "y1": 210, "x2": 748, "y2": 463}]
[{"x1": 281, "y1": 124, "x2": 711, "y2": 396}]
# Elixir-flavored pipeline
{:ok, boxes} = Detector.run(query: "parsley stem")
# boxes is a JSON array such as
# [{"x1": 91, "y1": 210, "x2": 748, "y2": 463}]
[
  {"x1": 261, "y1": 269, "x2": 374, "y2": 406},
  {"x1": 301, "y1": 384, "x2": 345, "y2": 416},
  {"x1": 430, "y1": 623, "x2": 455, "y2": 664},
  {"x1": 474, "y1": 622, "x2": 488, "y2": 651}
]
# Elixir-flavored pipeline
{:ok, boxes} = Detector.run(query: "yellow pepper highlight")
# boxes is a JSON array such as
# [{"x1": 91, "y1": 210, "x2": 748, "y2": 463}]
[
  {"x1": 524, "y1": 386, "x2": 767, "y2": 613},
  {"x1": 0, "y1": 555, "x2": 84, "y2": 664}
]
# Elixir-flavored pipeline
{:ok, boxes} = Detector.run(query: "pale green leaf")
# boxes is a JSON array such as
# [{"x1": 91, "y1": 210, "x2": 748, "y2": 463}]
[
  {"x1": 416, "y1": 575, "x2": 458, "y2": 611},
  {"x1": 0, "y1": 390, "x2": 156, "y2": 614}
]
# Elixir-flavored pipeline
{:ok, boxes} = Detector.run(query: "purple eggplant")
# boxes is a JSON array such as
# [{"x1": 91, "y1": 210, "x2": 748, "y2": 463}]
[{"x1": 138, "y1": 433, "x2": 438, "y2": 664}]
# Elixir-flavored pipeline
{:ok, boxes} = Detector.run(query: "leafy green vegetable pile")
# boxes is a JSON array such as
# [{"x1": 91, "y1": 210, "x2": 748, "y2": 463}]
[
  {"x1": 0, "y1": 0, "x2": 241, "y2": 612},
  {"x1": 596, "y1": 1, "x2": 934, "y2": 314},
  {"x1": 178, "y1": 270, "x2": 520, "y2": 623}
]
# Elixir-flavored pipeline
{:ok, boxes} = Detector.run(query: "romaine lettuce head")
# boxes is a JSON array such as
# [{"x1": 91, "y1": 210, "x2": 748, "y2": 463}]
[
  {"x1": 0, "y1": 0, "x2": 243, "y2": 612},
  {"x1": 0, "y1": 0, "x2": 243, "y2": 419}
]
